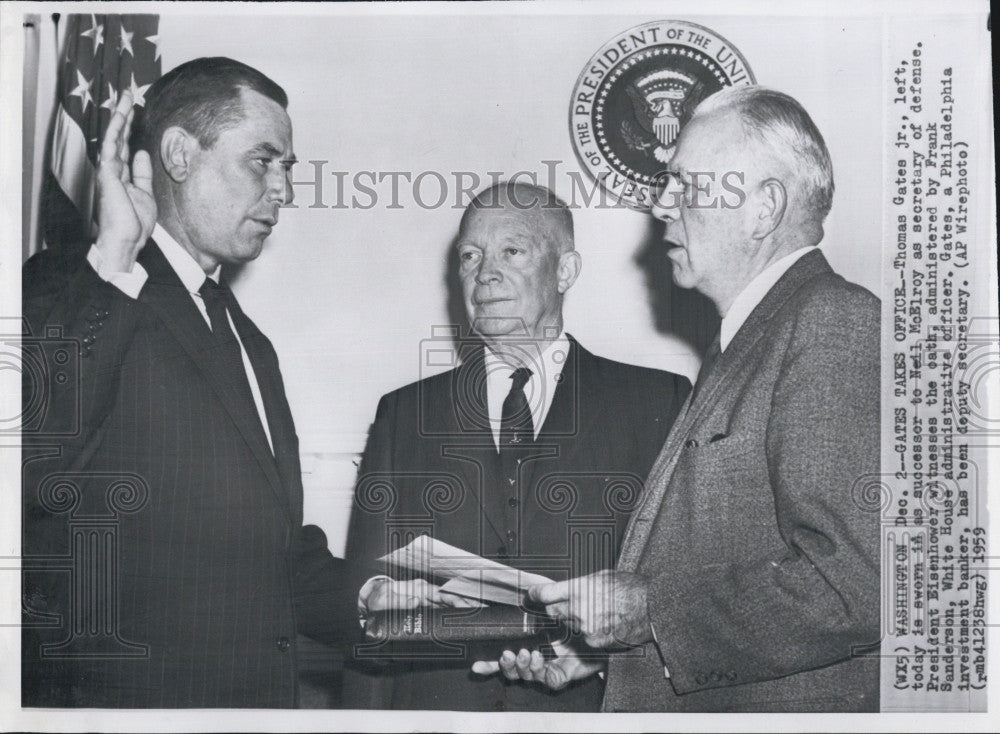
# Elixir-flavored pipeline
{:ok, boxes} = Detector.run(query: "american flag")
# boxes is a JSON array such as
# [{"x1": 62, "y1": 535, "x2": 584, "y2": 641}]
[{"x1": 41, "y1": 13, "x2": 160, "y2": 252}]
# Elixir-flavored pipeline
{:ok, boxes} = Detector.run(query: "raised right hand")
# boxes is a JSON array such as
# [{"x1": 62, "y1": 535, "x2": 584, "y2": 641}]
[{"x1": 95, "y1": 90, "x2": 156, "y2": 273}]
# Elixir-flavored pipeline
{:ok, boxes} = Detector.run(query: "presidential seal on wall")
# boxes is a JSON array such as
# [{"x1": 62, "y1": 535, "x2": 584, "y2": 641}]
[{"x1": 570, "y1": 20, "x2": 755, "y2": 209}]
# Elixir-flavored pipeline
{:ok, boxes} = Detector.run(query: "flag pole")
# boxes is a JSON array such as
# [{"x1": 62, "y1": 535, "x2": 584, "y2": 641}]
[{"x1": 21, "y1": 15, "x2": 41, "y2": 262}]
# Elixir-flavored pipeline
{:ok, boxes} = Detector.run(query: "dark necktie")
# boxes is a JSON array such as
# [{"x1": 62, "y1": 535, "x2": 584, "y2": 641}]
[
  {"x1": 499, "y1": 367, "x2": 534, "y2": 451},
  {"x1": 199, "y1": 278, "x2": 259, "y2": 415},
  {"x1": 690, "y1": 333, "x2": 721, "y2": 405}
]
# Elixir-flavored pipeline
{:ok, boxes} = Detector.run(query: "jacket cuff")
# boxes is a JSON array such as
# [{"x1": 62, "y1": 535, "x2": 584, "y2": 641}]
[{"x1": 87, "y1": 244, "x2": 148, "y2": 299}]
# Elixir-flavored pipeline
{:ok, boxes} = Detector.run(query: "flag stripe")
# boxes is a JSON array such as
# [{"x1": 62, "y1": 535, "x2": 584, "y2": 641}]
[{"x1": 50, "y1": 103, "x2": 96, "y2": 229}]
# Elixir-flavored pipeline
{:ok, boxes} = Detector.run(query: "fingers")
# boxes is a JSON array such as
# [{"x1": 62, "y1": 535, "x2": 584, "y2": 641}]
[
  {"x1": 473, "y1": 645, "x2": 590, "y2": 690},
  {"x1": 418, "y1": 579, "x2": 442, "y2": 606},
  {"x1": 395, "y1": 579, "x2": 442, "y2": 609},
  {"x1": 544, "y1": 600, "x2": 571, "y2": 622},
  {"x1": 514, "y1": 649, "x2": 533, "y2": 678},
  {"x1": 363, "y1": 579, "x2": 420, "y2": 612},
  {"x1": 99, "y1": 91, "x2": 135, "y2": 183},
  {"x1": 528, "y1": 649, "x2": 546, "y2": 679},
  {"x1": 529, "y1": 579, "x2": 570, "y2": 605},
  {"x1": 131, "y1": 151, "x2": 154, "y2": 196},
  {"x1": 437, "y1": 591, "x2": 484, "y2": 608},
  {"x1": 119, "y1": 107, "x2": 135, "y2": 181},
  {"x1": 500, "y1": 649, "x2": 547, "y2": 683},
  {"x1": 498, "y1": 650, "x2": 519, "y2": 681}
]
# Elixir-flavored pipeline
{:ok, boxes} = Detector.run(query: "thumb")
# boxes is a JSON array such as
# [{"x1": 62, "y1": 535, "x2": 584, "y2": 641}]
[
  {"x1": 471, "y1": 661, "x2": 499, "y2": 676},
  {"x1": 131, "y1": 150, "x2": 154, "y2": 195},
  {"x1": 529, "y1": 580, "x2": 569, "y2": 605},
  {"x1": 544, "y1": 657, "x2": 572, "y2": 691}
]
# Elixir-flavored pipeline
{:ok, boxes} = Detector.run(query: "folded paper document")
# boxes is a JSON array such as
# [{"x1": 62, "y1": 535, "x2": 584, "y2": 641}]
[{"x1": 377, "y1": 535, "x2": 554, "y2": 606}]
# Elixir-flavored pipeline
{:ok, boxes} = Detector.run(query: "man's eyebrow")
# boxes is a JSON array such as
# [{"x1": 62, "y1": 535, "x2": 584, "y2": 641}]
[{"x1": 251, "y1": 142, "x2": 293, "y2": 160}]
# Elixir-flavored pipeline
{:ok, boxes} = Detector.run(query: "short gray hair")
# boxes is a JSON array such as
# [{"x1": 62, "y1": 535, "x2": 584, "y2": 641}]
[
  {"x1": 695, "y1": 86, "x2": 834, "y2": 223},
  {"x1": 462, "y1": 182, "x2": 574, "y2": 253}
]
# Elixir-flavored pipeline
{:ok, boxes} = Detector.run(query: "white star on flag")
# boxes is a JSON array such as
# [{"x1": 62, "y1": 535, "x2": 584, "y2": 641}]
[
  {"x1": 101, "y1": 83, "x2": 119, "y2": 112},
  {"x1": 128, "y1": 74, "x2": 152, "y2": 107},
  {"x1": 145, "y1": 34, "x2": 162, "y2": 63},
  {"x1": 69, "y1": 69, "x2": 94, "y2": 113},
  {"x1": 80, "y1": 14, "x2": 104, "y2": 52},
  {"x1": 120, "y1": 28, "x2": 134, "y2": 58}
]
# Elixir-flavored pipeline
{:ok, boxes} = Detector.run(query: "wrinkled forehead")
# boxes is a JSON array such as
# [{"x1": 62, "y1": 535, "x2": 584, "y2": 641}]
[{"x1": 459, "y1": 205, "x2": 556, "y2": 248}]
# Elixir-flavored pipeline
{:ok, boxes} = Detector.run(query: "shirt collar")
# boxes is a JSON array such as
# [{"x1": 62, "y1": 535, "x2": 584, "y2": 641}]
[
  {"x1": 719, "y1": 246, "x2": 817, "y2": 352},
  {"x1": 152, "y1": 222, "x2": 222, "y2": 292},
  {"x1": 483, "y1": 331, "x2": 570, "y2": 382}
]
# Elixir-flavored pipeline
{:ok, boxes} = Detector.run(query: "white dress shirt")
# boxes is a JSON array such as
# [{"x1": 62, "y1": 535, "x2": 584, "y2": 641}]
[
  {"x1": 87, "y1": 224, "x2": 274, "y2": 452},
  {"x1": 719, "y1": 246, "x2": 817, "y2": 352},
  {"x1": 483, "y1": 332, "x2": 570, "y2": 451}
]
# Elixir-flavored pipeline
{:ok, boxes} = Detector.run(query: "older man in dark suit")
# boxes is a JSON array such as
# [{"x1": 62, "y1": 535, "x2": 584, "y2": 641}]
[
  {"x1": 342, "y1": 182, "x2": 690, "y2": 711},
  {"x1": 22, "y1": 57, "x2": 351, "y2": 708},
  {"x1": 481, "y1": 87, "x2": 881, "y2": 712}
]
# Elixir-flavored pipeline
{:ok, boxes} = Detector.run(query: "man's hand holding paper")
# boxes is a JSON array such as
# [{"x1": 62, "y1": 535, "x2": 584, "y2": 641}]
[{"x1": 366, "y1": 535, "x2": 554, "y2": 610}]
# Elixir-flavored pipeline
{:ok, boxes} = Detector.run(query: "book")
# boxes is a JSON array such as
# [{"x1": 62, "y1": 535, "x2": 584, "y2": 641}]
[{"x1": 361, "y1": 604, "x2": 558, "y2": 660}]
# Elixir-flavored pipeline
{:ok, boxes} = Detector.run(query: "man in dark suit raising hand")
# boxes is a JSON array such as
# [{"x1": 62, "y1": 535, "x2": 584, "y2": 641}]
[{"x1": 22, "y1": 57, "x2": 351, "y2": 708}]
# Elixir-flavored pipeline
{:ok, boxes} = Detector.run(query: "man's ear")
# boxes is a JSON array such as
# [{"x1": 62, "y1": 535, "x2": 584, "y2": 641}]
[
  {"x1": 159, "y1": 127, "x2": 197, "y2": 183},
  {"x1": 751, "y1": 178, "x2": 787, "y2": 241},
  {"x1": 556, "y1": 250, "x2": 582, "y2": 294}
]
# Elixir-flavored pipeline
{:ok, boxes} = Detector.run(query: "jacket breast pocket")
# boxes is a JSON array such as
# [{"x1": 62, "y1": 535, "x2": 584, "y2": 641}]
[
  {"x1": 670, "y1": 432, "x2": 778, "y2": 550},
  {"x1": 683, "y1": 431, "x2": 758, "y2": 466}
]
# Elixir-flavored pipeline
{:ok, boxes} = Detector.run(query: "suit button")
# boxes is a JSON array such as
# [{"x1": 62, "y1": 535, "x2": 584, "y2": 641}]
[
  {"x1": 710, "y1": 671, "x2": 721, "y2": 682},
  {"x1": 684, "y1": 439, "x2": 699, "y2": 448},
  {"x1": 725, "y1": 670, "x2": 738, "y2": 681},
  {"x1": 276, "y1": 636, "x2": 291, "y2": 652},
  {"x1": 506, "y1": 530, "x2": 516, "y2": 542},
  {"x1": 694, "y1": 673, "x2": 707, "y2": 685},
  {"x1": 508, "y1": 497, "x2": 518, "y2": 507}
]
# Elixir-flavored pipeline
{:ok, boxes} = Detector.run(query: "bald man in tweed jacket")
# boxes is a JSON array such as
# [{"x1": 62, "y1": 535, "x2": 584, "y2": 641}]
[{"x1": 479, "y1": 86, "x2": 881, "y2": 713}]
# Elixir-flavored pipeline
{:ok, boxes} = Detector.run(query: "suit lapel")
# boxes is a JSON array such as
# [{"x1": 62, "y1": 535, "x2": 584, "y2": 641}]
[
  {"x1": 617, "y1": 250, "x2": 835, "y2": 570},
  {"x1": 518, "y1": 337, "x2": 581, "y2": 501},
  {"x1": 138, "y1": 242, "x2": 290, "y2": 520},
  {"x1": 225, "y1": 291, "x2": 299, "y2": 518}
]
